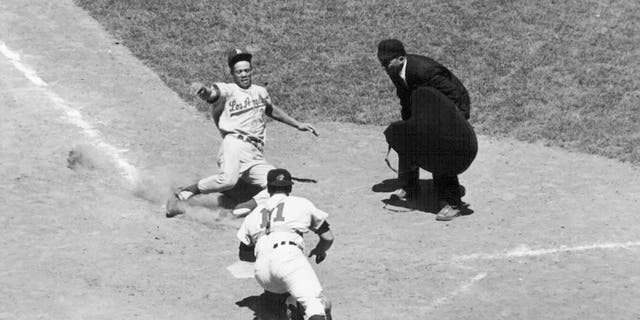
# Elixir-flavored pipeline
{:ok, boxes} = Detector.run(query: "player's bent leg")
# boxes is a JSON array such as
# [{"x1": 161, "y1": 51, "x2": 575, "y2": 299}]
[
  {"x1": 197, "y1": 172, "x2": 239, "y2": 193},
  {"x1": 244, "y1": 162, "x2": 276, "y2": 189},
  {"x1": 254, "y1": 257, "x2": 289, "y2": 295},
  {"x1": 198, "y1": 135, "x2": 243, "y2": 193},
  {"x1": 231, "y1": 163, "x2": 274, "y2": 217},
  {"x1": 296, "y1": 296, "x2": 325, "y2": 320},
  {"x1": 284, "y1": 267, "x2": 325, "y2": 319},
  {"x1": 176, "y1": 183, "x2": 200, "y2": 200},
  {"x1": 320, "y1": 293, "x2": 333, "y2": 320}
]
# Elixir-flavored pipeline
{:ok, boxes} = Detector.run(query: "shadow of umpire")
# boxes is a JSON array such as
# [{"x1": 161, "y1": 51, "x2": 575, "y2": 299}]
[
  {"x1": 373, "y1": 178, "x2": 439, "y2": 213},
  {"x1": 373, "y1": 179, "x2": 474, "y2": 216}
]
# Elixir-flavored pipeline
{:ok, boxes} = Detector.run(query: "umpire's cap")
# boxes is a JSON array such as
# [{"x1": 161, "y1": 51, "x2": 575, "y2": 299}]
[
  {"x1": 377, "y1": 39, "x2": 406, "y2": 67},
  {"x1": 267, "y1": 168, "x2": 294, "y2": 187},
  {"x1": 227, "y1": 48, "x2": 253, "y2": 68}
]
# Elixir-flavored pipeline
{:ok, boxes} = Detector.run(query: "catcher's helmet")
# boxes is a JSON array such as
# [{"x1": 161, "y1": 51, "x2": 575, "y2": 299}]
[{"x1": 267, "y1": 168, "x2": 294, "y2": 187}]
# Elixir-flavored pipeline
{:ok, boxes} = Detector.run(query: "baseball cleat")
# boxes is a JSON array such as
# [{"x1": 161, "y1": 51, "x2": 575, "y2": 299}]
[
  {"x1": 165, "y1": 193, "x2": 186, "y2": 218},
  {"x1": 435, "y1": 204, "x2": 461, "y2": 221}
]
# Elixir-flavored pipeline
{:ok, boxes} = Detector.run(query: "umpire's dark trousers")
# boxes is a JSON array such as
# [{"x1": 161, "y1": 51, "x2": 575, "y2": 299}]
[{"x1": 398, "y1": 152, "x2": 463, "y2": 207}]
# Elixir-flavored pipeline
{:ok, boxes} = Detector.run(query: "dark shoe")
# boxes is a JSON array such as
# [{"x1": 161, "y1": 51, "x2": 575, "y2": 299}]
[
  {"x1": 165, "y1": 193, "x2": 186, "y2": 218},
  {"x1": 436, "y1": 203, "x2": 461, "y2": 221}
]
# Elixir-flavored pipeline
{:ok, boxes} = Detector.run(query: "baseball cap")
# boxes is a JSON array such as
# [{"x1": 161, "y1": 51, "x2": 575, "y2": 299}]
[
  {"x1": 227, "y1": 48, "x2": 253, "y2": 68},
  {"x1": 267, "y1": 168, "x2": 294, "y2": 187},
  {"x1": 377, "y1": 39, "x2": 406, "y2": 67}
]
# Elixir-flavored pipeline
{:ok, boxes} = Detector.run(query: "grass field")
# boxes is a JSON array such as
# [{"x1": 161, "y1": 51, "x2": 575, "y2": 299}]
[{"x1": 74, "y1": 0, "x2": 640, "y2": 164}]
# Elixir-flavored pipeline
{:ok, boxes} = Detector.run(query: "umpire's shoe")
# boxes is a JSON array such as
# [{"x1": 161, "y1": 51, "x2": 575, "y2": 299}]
[
  {"x1": 389, "y1": 186, "x2": 418, "y2": 201},
  {"x1": 165, "y1": 193, "x2": 186, "y2": 218},
  {"x1": 435, "y1": 203, "x2": 461, "y2": 221}
]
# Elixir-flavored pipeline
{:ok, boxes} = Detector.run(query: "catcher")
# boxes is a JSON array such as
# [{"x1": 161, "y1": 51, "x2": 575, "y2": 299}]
[
  {"x1": 166, "y1": 48, "x2": 317, "y2": 218},
  {"x1": 237, "y1": 168, "x2": 334, "y2": 320}
]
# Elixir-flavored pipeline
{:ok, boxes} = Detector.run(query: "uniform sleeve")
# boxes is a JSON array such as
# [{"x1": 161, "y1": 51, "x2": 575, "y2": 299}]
[
  {"x1": 236, "y1": 220, "x2": 252, "y2": 246},
  {"x1": 260, "y1": 87, "x2": 272, "y2": 106},
  {"x1": 306, "y1": 200, "x2": 329, "y2": 231},
  {"x1": 214, "y1": 82, "x2": 231, "y2": 99}
]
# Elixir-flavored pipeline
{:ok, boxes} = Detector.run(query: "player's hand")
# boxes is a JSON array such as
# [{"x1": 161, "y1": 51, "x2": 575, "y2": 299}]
[
  {"x1": 297, "y1": 123, "x2": 318, "y2": 137},
  {"x1": 190, "y1": 82, "x2": 206, "y2": 96},
  {"x1": 308, "y1": 248, "x2": 326, "y2": 264}
]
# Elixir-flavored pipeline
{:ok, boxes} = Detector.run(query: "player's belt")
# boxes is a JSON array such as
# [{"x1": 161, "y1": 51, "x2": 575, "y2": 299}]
[
  {"x1": 273, "y1": 241, "x2": 299, "y2": 250},
  {"x1": 235, "y1": 134, "x2": 264, "y2": 152}
]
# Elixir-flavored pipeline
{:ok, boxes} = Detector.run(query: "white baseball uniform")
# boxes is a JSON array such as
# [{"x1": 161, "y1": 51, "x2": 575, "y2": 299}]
[
  {"x1": 237, "y1": 193, "x2": 329, "y2": 317},
  {"x1": 197, "y1": 82, "x2": 275, "y2": 197}
]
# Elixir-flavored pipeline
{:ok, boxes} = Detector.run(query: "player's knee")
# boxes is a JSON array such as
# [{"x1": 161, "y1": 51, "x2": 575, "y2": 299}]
[
  {"x1": 199, "y1": 174, "x2": 238, "y2": 192},
  {"x1": 218, "y1": 174, "x2": 239, "y2": 189}
]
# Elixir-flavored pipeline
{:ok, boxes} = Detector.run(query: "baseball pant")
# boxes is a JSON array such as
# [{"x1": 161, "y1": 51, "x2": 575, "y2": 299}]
[
  {"x1": 398, "y1": 153, "x2": 463, "y2": 205},
  {"x1": 433, "y1": 174, "x2": 463, "y2": 206},
  {"x1": 254, "y1": 244, "x2": 325, "y2": 318},
  {"x1": 198, "y1": 134, "x2": 275, "y2": 193},
  {"x1": 397, "y1": 152, "x2": 420, "y2": 191}
]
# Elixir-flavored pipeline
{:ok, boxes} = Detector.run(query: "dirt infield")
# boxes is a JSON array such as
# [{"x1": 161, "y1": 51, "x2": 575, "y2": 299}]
[{"x1": 1, "y1": 1, "x2": 639, "y2": 319}]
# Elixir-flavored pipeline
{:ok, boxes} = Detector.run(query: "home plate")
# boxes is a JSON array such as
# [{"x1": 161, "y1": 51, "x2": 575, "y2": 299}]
[{"x1": 227, "y1": 261, "x2": 254, "y2": 279}]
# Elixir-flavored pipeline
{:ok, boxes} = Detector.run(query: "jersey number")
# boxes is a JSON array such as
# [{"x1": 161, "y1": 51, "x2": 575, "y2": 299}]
[{"x1": 260, "y1": 202, "x2": 285, "y2": 229}]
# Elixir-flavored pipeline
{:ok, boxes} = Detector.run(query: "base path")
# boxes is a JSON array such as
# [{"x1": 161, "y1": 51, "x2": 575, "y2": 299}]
[{"x1": 1, "y1": 1, "x2": 639, "y2": 319}]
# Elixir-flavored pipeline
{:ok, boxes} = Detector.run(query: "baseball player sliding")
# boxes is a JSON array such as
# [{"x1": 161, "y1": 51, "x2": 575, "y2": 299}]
[
  {"x1": 166, "y1": 48, "x2": 317, "y2": 218},
  {"x1": 237, "y1": 168, "x2": 334, "y2": 320}
]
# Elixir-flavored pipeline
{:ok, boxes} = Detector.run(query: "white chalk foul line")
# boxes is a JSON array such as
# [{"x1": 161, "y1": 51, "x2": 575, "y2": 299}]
[
  {"x1": 425, "y1": 272, "x2": 487, "y2": 311},
  {"x1": 453, "y1": 241, "x2": 640, "y2": 261},
  {"x1": 0, "y1": 40, "x2": 139, "y2": 185}
]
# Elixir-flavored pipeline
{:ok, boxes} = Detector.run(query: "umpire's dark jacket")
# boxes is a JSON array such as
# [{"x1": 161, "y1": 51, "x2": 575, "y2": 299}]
[
  {"x1": 384, "y1": 54, "x2": 477, "y2": 175},
  {"x1": 391, "y1": 54, "x2": 471, "y2": 121}
]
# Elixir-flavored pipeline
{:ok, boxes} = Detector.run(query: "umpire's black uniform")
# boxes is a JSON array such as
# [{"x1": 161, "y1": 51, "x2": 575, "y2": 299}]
[{"x1": 379, "y1": 40, "x2": 477, "y2": 209}]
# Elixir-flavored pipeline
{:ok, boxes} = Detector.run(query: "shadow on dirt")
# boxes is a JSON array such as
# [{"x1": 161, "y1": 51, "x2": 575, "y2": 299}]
[
  {"x1": 236, "y1": 291, "x2": 294, "y2": 320},
  {"x1": 221, "y1": 179, "x2": 264, "y2": 209},
  {"x1": 170, "y1": 177, "x2": 323, "y2": 229},
  {"x1": 372, "y1": 179, "x2": 474, "y2": 216},
  {"x1": 372, "y1": 178, "x2": 440, "y2": 213}
]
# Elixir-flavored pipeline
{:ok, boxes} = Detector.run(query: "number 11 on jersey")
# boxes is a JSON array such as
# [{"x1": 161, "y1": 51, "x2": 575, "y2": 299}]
[{"x1": 260, "y1": 202, "x2": 285, "y2": 229}]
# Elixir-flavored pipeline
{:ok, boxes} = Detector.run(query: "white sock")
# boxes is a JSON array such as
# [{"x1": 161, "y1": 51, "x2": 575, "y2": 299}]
[{"x1": 177, "y1": 191, "x2": 194, "y2": 201}]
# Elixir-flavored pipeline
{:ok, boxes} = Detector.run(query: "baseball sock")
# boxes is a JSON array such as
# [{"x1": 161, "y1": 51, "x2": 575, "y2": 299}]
[{"x1": 177, "y1": 184, "x2": 200, "y2": 200}]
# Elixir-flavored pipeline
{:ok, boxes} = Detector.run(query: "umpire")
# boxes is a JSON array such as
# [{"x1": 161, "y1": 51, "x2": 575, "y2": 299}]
[{"x1": 377, "y1": 39, "x2": 477, "y2": 221}]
